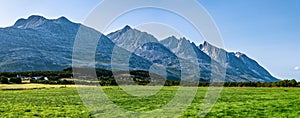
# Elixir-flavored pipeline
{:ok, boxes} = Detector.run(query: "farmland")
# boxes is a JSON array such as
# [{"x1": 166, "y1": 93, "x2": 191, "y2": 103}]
[{"x1": 1, "y1": 84, "x2": 300, "y2": 117}]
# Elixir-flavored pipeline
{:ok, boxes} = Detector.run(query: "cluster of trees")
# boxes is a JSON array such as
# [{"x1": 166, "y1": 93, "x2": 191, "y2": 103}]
[
  {"x1": 196, "y1": 79, "x2": 299, "y2": 87},
  {"x1": 0, "y1": 76, "x2": 22, "y2": 84},
  {"x1": 0, "y1": 68, "x2": 162, "y2": 85},
  {"x1": 223, "y1": 79, "x2": 299, "y2": 87},
  {"x1": 0, "y1": 69, "x2": 72, "y2": 81},
  {"x1": 0, "y1": 76, "x2": 9, "y2": 84},
  {"x1": 0, "y1": 68, "x2": 73, "y2": 84},
  {"x1": 1, "y1": 68, "x2": 300, "y2": 87}
]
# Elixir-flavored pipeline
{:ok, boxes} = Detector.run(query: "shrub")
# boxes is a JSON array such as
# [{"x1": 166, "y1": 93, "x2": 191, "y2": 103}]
[
  {"x1": 9, "y1": 77, "x2": 22, "y2": 84},
  {"x1": 0, "y1": 76, "x2": 9, "y2": 84}
]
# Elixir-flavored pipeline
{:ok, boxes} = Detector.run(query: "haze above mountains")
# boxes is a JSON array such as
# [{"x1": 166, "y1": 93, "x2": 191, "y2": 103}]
[{"x1": 0, "y1": 15, "x2": 279, "y2": 82}]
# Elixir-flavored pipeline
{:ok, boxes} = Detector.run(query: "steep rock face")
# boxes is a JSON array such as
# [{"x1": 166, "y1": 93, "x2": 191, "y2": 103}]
[
  {"x1": 73, "y1": 23, "x2": 281, "y2": 82},
  {"x1": 134, "y1": 42, "x2": 179, "y2": 67},
  {"x1": 160, "y1": 36, "x2": 179, "y2": 50},
  {"x1": 0, "y1": 15, "x2": 79, "y2": 72},
  {"x1": 108, "y1": 27, "x2": 182, "y2": 80},
  {"x1": 200, "y1": 41, "x2": 278, "y2": 82},
  {"x1": 0, "y1": 15, "x2": 279, "y2": 82},
  {"x1": 236, "y1": 52, "x2": 276, "y2": 82},
  {"x1": 107, "y1": 26, "x2": 158, "y2": 52},
  {"x1": 161, "y1": 37, "x2": 217, "y2": 81},
  {"x1": 13, "y1": 15, "x2": 49, "y2": 29},
  {"x1": 0, "y1": 16, "x2": 152, "y2": 72},
  {"x1": 133, "y1": 42, "x2": 182, "y2": 80}
]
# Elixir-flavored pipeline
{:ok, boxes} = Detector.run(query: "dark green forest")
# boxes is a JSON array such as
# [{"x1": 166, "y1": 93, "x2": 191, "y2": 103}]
[{"x1": 0, "y1": 68, "x2": 299, "y2": 87}]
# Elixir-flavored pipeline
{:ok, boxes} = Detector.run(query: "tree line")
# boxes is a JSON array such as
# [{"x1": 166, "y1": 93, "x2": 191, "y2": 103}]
[
  {"x1": 0, "y1": 68, "x2": 299, "y2": 87},
  {"x1": 223, "y1": 79, "x2": 299, "y2": 87}
]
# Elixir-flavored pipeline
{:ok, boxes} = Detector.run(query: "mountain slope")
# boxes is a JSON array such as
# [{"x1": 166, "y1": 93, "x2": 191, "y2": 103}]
[
  {"x1": 160, "y1": 37, "x2": 213, "y2": 81},
  {"x1": 0, "y1": 15, "x2": 152, "y2": 72},
  {"x1": 0, "y1": 15, "x2": 279, "y2": 82},
  {"x1": 107, "y1": 26, "x2": 158, "y2": 52},
  {"x1": 108, "y1": 25, "x2": 278, "y2": 82},
  {"x1": 200, "y1": 41, "x2": 278, "y2": 82},
  {"x1": 0, "y1": 16, "x2": 79, "y2": 71}
]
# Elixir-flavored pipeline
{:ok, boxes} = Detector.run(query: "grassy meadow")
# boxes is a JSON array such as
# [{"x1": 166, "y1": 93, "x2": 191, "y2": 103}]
[{"x1": 0, "y1": 84, "x2": 300, "y2": 117}]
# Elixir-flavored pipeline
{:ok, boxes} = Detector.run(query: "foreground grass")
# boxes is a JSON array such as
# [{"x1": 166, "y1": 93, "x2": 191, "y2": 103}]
[
  {"x1": 0, "y1": 87, "x2": 91, "y2": 117},
  {"x1": 1, "y1": 85, "x2": 300, "y2": 117},
  {"x1": 185, "y1": 87, "x2": 300, "y2": 117}
]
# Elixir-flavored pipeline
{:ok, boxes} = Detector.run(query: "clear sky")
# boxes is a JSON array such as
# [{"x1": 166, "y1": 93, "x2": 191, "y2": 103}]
[{"x1": 0, "y1": 0, "x2": 300, "y2": 80}]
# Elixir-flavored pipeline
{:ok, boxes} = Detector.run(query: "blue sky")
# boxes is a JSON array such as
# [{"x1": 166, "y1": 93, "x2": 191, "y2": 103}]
[{"x1": 0, "y1": 0, "x2": 299, "y2": 80}]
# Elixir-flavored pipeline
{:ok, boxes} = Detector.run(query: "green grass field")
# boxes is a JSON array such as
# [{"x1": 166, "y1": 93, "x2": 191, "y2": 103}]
[{"x1": 0, "y1": 84, "x2": 300, "y2": 117}]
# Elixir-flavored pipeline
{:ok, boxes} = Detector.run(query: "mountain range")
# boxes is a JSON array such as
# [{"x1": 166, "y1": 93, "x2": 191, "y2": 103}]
[{"x1": 0, "y1": 15, "x2": 279, "y2": 82}]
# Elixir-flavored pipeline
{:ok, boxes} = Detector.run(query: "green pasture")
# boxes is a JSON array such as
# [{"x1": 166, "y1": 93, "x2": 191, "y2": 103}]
[{"x1": 0, "y1": 84, "x2": 299, "y2": 117}]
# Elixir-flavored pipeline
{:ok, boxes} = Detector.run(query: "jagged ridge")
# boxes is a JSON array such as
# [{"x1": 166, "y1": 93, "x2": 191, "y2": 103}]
[{"x1": 0, "y1": 15, "x2": 279, "y2": 82}]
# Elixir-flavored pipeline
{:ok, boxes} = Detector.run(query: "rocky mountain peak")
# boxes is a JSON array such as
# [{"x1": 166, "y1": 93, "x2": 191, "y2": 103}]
[
  {"x1": 13, "y1": 15, "x2": 48, "y2": 29},
  {"x1": 12, "y1": 15, "x2": 74, "y2": 30}
]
